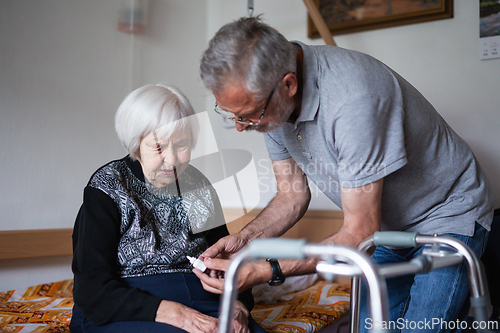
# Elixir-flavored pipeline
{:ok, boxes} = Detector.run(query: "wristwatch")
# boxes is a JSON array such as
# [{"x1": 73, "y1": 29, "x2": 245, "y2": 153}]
[{"x1": 266, "y1": 258, "x2": 285, "y2": 286}]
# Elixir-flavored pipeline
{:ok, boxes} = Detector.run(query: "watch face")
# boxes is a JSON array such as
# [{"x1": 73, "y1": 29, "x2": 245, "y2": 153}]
[{"x1": 268, "y1": 278, "x2": 285, "y2": 286}]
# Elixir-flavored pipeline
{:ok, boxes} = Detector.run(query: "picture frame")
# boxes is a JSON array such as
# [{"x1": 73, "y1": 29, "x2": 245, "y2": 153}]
[{"x1": 308, "y1": 0, "x2": 454, "y2": 38}]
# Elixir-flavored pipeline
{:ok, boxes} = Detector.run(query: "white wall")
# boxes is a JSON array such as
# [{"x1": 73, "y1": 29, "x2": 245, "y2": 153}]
[
  {"x1": 0, "y1": 0, "x2": 208, "y2": 290},
  {"x1": 0, "y1": 0, "x2": 208, "y2": 232},
  {"x1": 1, "y1": 0, "x2": 499, "y2": 290},
  {"x1": 206, "y1": 0, "x2": 500, "y2": 210}
]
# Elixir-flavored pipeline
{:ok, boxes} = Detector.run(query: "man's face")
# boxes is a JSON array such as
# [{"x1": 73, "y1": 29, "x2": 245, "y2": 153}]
[{"x1": 213, "y1": 82, "x2": 294, "y2": 133}]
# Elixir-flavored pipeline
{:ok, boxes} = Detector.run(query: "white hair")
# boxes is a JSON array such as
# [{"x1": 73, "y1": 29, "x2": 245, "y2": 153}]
[{"x1": 115, "y1": 84, "x2": 199, "y2": 160}]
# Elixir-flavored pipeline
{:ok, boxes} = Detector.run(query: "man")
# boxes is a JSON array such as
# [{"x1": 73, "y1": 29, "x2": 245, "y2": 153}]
[{"x1": 195, "y1": 16, "x2": 493, "y2": 332}]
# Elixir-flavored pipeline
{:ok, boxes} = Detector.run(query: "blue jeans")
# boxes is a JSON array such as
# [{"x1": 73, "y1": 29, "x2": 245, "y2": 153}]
[
  {"x1": 70, "y1": 273, "x2": 266, "y2": 333},
  {"x1": 359, "y1": 223, "x2": 489, "y2": 333}
]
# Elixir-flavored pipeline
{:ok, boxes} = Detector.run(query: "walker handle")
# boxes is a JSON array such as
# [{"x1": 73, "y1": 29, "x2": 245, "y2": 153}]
[
  {"x1": 373, "y1": 231, "x2": 418, "y2": 248},
  {"x1": 247, "y1": 238, "x2": 307, "y2": 259}
]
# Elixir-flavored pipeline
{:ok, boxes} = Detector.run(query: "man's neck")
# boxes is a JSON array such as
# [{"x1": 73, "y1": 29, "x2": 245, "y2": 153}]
[{"x1": 289, "y1": 46, "x2": 303, "y2": 123}]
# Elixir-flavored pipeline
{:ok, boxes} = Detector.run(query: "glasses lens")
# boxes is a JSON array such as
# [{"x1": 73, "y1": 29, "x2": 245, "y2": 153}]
[
  {"x1": 214, "y1": 104, "x2": 257, "y2": 125},
  {"x1": 214, "y1": 105, "x2": 235, "y2": 120}
]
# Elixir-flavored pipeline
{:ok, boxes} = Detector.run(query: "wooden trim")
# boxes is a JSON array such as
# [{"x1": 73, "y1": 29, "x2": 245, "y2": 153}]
[
  {"x1": 0, "y1": 228, "x2": 73, "y2": 260},
  {"x1": 225, "y1": 208, "x2": 344, "y2": 242},
  {"x1": 0, "y1": 210, "x2": 344, "y2": 261}
]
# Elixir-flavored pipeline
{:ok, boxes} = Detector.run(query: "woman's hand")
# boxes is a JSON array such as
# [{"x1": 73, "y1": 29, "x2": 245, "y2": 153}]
[
  {"x1": 231, "y1": 300, "x2": 251, "y2": 333},
  {"x1": 155, "y1": 300, "x2": 252, "y2": 333},
  {"x1": 155, "y1": 300, "x2": 218, "y2": 333}
]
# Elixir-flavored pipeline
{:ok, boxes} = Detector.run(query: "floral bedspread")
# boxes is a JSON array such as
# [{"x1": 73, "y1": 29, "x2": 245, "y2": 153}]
[
  {"x1": 0, "y1": 280, "x2": 73, "y2": 333},
  {"x1": 252, "y1": 281, "x2": 350, "y2": 333}
]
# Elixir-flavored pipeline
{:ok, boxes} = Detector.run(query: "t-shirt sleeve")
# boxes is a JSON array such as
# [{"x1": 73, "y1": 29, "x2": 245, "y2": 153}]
[
  {"x1": 72, "y1": 186, "x2": 162, "y2": 325},
  {"x1": 334, "y1": 94, "x2": 407, "y2": 188},
  {"x1": 264, "y1": 132, "x2": 291, "y2": 161}
]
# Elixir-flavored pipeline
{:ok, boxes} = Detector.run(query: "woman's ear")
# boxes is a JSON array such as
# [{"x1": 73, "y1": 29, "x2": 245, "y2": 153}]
[{"x1": 134, "y1": 148, "x2": 142, "y2": 163}]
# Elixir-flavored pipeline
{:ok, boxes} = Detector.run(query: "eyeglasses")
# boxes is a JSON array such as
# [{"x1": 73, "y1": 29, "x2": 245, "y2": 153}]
[{"x1": 214, "y1": 85, "x2": 277, "y2": 126}]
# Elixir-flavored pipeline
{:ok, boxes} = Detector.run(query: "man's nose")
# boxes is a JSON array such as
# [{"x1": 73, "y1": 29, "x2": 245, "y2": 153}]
[{"x1": 235, "y1": 122, "x2": 249, "y2": 132}]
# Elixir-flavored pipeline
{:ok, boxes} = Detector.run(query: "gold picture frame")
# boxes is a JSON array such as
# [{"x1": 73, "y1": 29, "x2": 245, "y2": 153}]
[{"x1": 308, "y1": 0, "x2": 454, "y2": 38}]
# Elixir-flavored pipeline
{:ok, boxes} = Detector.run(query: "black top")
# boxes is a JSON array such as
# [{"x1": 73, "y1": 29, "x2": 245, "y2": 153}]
[{"x1": 72, "y1": 156, "x2": 251, "y2": 325}]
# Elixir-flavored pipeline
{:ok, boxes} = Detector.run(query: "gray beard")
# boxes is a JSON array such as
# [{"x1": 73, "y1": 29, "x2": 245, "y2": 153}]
[{"x1": 245, "y1": 92, "x2": 295, "y2": 133}]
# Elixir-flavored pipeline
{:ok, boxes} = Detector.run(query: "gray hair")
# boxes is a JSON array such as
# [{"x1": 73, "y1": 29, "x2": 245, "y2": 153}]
[
  {"x1": 115, "y1": 84, "x2": 199, "y2": 160},
  {"x1": 200, "y1": 16, "x2": 296, "y2": 100}
]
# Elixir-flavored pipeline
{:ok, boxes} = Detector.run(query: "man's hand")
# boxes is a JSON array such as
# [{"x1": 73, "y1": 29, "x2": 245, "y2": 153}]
[
  {"x1": 195, "y1": 233, "x2": 269, "y2": 294},
  {"x1": 192, "y1": 258, "x2": 272, "y2": 294},
  {"x1": 201, "y1": 233, "x2": 249, "y2": 261},
  {"x1": 192, "y1": 257, "x2": 227, "y2": 294}
]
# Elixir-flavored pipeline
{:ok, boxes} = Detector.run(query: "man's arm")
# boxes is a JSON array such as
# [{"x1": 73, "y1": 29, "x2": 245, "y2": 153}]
[
  {"x1": 240, "y1": 157, "x2": 312, "y2": 241},
  {"x1": 325, "y1": 179, "x2": 383, "y2": 247},
  {"x1": 196, "y1": 167, "x2": 383, "y2": 293},
  {"x1": 201, "y1": 157, "x2": 311, "y2": 261},
  {"x1": 196, "y1": 158, "x2": 311, "y2": 291},
  {"x1": 274, "y1": 178, "x2": 384, "y2": 280}
]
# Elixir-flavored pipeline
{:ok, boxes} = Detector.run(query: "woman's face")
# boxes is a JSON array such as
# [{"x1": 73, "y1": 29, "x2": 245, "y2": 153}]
[{"x1": 138, "y1": 129, "x2": 192, "y2": 188}]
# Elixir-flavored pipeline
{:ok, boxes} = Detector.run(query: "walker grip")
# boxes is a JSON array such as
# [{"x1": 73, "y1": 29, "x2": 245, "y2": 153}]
[
  {"x1": 248, "y1": 238, "x2": 307, "y2": 259},
  {"x1": 373, "y1": 232, "x2": 418, "y2": 248}
]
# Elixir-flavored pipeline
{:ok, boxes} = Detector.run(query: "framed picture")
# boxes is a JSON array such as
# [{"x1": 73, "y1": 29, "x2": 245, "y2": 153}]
[
  {"x1": 480, "y1": 0, "x2": 500, "y2": 60},
  {"x1": 308, "y1": 0, "x2": 454, "y2": 38}
]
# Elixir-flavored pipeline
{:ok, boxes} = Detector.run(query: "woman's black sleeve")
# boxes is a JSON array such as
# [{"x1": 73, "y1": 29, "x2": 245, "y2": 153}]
[{"x1": 71, "y1": 187, "x2": 162, "y2": 325}]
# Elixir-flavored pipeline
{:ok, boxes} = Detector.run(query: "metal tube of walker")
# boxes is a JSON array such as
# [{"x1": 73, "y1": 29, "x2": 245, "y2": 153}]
[
  {"x1": 350, "y1": 237, "x2": 374, "y2": 333},
  {"x1": 218, "y1": 239, "x2": 391, "y2": 333},
  {"x1": 218, "y1": 248, "x2": 251, "y2": 333},
  {"x1": 304, "y1": 244, "x2": 390, "y2": 333},
  {"x1": 218, "y1": 238, "x2": 307, "y2": 333},
  {"x1": 415, "y1": 235, "x2": 491, "y2": 332},
  {"x1": 350, "y1": 232, "x2": 492, "y2": 333}
]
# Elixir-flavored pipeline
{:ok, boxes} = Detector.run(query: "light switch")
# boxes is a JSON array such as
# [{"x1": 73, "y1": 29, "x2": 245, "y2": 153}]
[{"x1": 480, "y1": 36, "x2": 500, "y2": 60}]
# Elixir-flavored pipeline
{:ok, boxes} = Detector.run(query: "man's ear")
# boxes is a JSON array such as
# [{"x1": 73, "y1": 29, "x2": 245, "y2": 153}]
[{"x1": 282, "y1": 72, "x2": 298, "y2": 97}]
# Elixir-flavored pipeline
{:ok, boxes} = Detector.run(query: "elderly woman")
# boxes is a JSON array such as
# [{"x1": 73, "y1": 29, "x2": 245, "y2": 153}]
[{"x1": 70, "y1": 84, "x2": 265, "y2": 333}]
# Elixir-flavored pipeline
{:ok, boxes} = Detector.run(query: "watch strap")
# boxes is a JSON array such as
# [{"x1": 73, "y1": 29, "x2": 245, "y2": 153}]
[{"x1": 267, "y1": 258, "x2": 285, "y2": 286}]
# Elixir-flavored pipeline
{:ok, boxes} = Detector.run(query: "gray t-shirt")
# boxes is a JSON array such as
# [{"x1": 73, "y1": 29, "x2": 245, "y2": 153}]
[{"x1": 264, "y1": 41, "x2": 493, "y2": 236}]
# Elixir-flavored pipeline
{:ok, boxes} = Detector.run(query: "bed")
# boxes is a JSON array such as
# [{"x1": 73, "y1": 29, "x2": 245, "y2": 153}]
[{"x1": 0, "y1": 209, "x2": 351, "y2": 333}]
